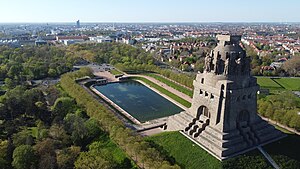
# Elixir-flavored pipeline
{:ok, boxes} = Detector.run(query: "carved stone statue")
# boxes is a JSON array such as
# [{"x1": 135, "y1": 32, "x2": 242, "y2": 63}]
[
  {"x1": 235, "y1": 58, "x2": 241, "y2": 75},
  {"x1": 224, "y1": 57, "x2": 229, "y2": 75},
  {"x1": 214, "y1": 52, "x2": 223, "y2": 74},
  {"x1": 204, "y1": 54, "x2": 213, "y2": 72}
]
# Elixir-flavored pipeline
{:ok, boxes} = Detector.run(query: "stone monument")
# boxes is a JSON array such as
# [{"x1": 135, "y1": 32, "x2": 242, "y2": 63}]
[{"x1": 165, "y1": 35, "x2": 284, "y2": 160}]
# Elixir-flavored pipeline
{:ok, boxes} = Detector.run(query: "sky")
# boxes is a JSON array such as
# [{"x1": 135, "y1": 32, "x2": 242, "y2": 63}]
[{"x1": 0, "y1": 0, "x2": 299, "y2": 23}]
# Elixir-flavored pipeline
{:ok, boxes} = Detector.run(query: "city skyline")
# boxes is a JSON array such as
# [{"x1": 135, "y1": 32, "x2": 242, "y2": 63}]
[{"x1": 0, "y1": 0, "x2": 300, "y2": 23}]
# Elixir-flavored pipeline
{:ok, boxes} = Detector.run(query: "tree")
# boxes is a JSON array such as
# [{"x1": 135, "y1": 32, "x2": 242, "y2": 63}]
[
  {"x1": 4, "y1": 78, "x2": 15, "y2": 89},
  {"x1": 265, "y1": 104, "x2": 275, "y2": 119},
  {"x1": 282, "y1": 56, "x2": 300, "y2": 76},
  {"x1": 47, "y1": 68, "x2": 57, "y2": 78},
  {"x1": 84, "y1": 118, "x2": 102, "y2": 143},
  {"x1": 0, "y1": 140, "x2": 8, "y2": 169},
  {"x1": 258, "y1": 100, "x2": 269, "y2": 116},
  {"x1": 49, "y1": 124, "x2": 71, "y2": 146},
  {"x1": 12, "y1": 128, "x2": 34, "y2": 147},
  {"x1": 283, "y1": 110, "x2": 294, "y2": 126},
  {"x1": 7, "y1": 64, "x2": 22, "y2": 79},
  {"x1": 12, "y1": 145, "x2": 37, "y2": 169},
  {"x1": 273, "y1": 110, "x2": 283, "y2": 124},
  {"x1": 37, "y1": 153, "x2": 57, "y2": 169},
  {"x1": 34, "y1": 139, "x2": 58, "y2": 169},
  {"x1": 289, "y1": 114, "x2": 300, "y2": 131},
  {"x1": 52, "y1": 97, "x2": 76, "y2": 120},
  {"x1": 56, "y1": 146, "x2": 81, "y2": 169},
  {"x1": 64, "y1": 113, "x2": 87, "y2": 146},
  {"x1": 24, "y1": 88, "x2": 45, "y2": 118},
  {"x1": 74, "y1": 152, "x2": 113, "y2": 169},
  {"x1": 2, "y1": 86, "x2": 26, "y2": 120}
]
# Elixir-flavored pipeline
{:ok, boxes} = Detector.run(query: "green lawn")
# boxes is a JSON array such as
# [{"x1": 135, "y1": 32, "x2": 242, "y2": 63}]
[
  {"x1": 146, "y1": 130, "x2": 300, "y2": 169},
  {"x1": 145, "y1": 73, "x2": 194, "y2": 97},
  {"x1": 110, "y1": 69, "x2": 123, "y2": 75},
  {"x1": 131, "y1": 77, "x2": 191, "y2": 108},
  {"x1": 256, "y1": 77, "x2": 283, "y2": 90},
  {"x1": 272, "y1": 78, "x2": 300, "y2": 91},
  {"x1": 146, "y1": 132, "x2": 221, "y2": 169}
]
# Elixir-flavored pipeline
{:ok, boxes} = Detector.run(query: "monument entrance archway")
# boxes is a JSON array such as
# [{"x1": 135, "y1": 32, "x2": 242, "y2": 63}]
[{"x1": 196, "y1": 105, "x2": 210, "y2": 120}]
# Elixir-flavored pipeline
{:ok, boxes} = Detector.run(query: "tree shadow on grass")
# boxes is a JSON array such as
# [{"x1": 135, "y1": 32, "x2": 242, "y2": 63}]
[
  {"x1": 222, "y1": 149, "x2": 272, "y2": 169},
  {"x1": 264, "y1": 133, "x2": 300, "y2": 162},
  {"x1": 146, "y1": 140, "x2": 177, "y2": 166}
]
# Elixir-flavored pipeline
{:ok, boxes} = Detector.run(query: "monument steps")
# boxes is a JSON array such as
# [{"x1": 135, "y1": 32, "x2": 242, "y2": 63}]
[{"x1": 195, "y1": 134, "x2": 225, "y2": 152}]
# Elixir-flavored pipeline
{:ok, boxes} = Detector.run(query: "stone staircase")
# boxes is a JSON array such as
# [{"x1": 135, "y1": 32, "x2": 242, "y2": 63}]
[
  {"x1": 184, "y1": 115, "x2": 209, "y2": 138},
  {"x1": 165, "y1": 112, "x2": 284, "y2": 159},
  {"x1": 165, "y1": 111, "x2": 195, "y2": 131}
]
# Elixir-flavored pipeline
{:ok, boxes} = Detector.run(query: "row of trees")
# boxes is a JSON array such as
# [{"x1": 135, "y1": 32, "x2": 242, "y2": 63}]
[
  {"x1": 60, "y1": 68, "x2": 180, "y2": 169},
  {"x1": 258, "y1": 92, "x2": 300, "y2": 131},
  {"x1": 116, "y1": 63, "x2": 195, "y2": 88}
]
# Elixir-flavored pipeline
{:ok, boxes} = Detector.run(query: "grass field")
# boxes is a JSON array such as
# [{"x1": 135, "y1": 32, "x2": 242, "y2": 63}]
[
  {"x1": 146, "y1": 132, "x2": 276, "y2": 169},
  {"x1": 131, "y1": 77, "x2": 191, "y2": 108},
  {"x1": 256, "y1": 77, "x2": 300, "y2": 91},
  {"x1": 272, "y1": 78, "x2": 300, "y2": 91},
  {"x1": 145, "y1": 73, "x2": 194, "y2": 97},
  {"x1": 256, "y1": 77, "x2": 283, "y2": 90},
  {"x1": 146, "y1": 132, "x2": 221, "y2": 169},
  {"x1": 147, "y1": 130, "x2": 300, "y2": 169}
]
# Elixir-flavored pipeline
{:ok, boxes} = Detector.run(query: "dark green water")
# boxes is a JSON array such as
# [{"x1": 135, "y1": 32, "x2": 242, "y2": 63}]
[{"x1": 94, "y1": 81, "x2": 183, "y2": 122}]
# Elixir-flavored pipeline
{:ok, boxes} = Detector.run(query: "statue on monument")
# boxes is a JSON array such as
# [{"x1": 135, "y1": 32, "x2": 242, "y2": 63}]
[
  {"x1": 235, "y1": 57, "x2": 241, "y2": 75},
  {"x1": 214, "y1": 52, "x2": 223, "y2": 74},
  {"x1": 204, "y1": 53, "x2": 213, "y2": 72},
  {"x1": 224, "y1": 57, "x2": 230, "y2": 75}
]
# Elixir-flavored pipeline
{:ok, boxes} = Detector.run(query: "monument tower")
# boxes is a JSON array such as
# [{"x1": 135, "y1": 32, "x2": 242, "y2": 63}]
[{"x1": 165, "y1": 35, "x2": 284, "y2": 160}]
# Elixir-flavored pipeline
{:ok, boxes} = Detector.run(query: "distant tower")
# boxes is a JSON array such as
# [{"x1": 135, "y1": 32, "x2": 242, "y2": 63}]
[
  {"x1": 165, "y1": 35, "x2": 284, "y2": 160},
  {"x1": 76, "y1": 20, "x2": 80, "y2": 28}
]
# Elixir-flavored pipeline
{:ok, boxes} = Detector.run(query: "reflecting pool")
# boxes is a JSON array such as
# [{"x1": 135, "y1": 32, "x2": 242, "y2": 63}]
[{"x1": 94, "y1": 81, "x2": 183, "y2": 122}]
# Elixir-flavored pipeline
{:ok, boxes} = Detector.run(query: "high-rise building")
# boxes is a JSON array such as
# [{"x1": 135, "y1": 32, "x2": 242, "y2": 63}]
[
  {"x1": 165, "y1": 35, "x2": 284, "y2": 160},
  {"x1": 76, "y1": 20, "x2": 80, "y2": 28}
]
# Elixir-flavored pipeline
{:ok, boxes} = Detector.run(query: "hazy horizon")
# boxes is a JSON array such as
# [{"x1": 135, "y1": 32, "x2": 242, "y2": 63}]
[{"x1": 0, "y1": 0, "x2": 299, "y2": 23}]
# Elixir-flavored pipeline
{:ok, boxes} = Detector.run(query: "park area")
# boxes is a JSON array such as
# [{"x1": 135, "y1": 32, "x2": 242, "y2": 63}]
[{"x1": 257, "y1": 77, "x2": 300, "y2": 91}]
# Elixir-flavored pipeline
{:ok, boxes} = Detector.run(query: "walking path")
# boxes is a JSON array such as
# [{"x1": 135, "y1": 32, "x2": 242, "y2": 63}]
[
  {"x1": 258, "y1": 146, "x2": 280, "y2": 169},
  {"x1": 261, "y1": 116, "x2": 300, "y2": 135},
  {"x1": 155, "y1": 74, "x2": 194, "y2": 90},
  {"x1": 94, "y1": 71, "x2": 118, "y2": 82},
  {"x1": 126, "y1": 74, "x2": 193, "y2": 103}
]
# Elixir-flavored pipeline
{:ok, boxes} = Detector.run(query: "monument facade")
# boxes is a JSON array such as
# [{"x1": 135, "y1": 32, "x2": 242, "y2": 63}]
[{"x1": 165, "y1": 35, "x2": 284, "y2": 160}]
